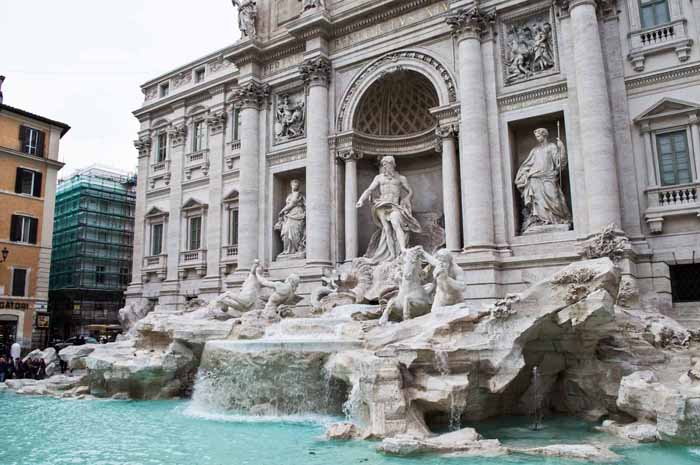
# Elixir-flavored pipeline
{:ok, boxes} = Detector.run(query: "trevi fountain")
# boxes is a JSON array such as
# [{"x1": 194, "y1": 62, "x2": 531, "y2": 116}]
[{"x1": 4, "y1": 0, "x2": 700, "y2": 463}]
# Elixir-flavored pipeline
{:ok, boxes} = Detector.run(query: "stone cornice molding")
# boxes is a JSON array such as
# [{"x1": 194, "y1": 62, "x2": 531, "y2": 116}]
[
  {"x1": 286, "y1": 10, "x2": 333, "y2": 40},
  {"x1": 300, "y1": 57, "x2": 332, "y2": 87},
  {"x1": 332, "y1": 0, "x2": 443, "y2": 37},
  {"x1": 231, "y1": 82, "x2": 271, "y2": 110},
  {"x1": 556, "y1": 0, "x2": 617, "y2": 18},
  {"x1": 225, "y1": 39, "x2": 265, "y2": 68},
  {"x1": 625, "y1": 64, "x2": 700, "y2": 91},
  {"x1": 445, "y1": 2, "x2": 496, "y2": 41}
]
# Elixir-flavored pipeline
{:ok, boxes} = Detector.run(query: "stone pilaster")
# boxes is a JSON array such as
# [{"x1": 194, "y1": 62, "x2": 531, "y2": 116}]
[
  {"x1": 569, "y1": 0, "x2": 622, "y2": 232},
  {"x1": 166, "y1": 122, "x2": 185, "y2": 282},
  {"x1": 436, "y1": 125, "x2": 461, "y2": 251},
  {"x1": 205, "y1": 109, "x2": 227, "y2": 280},
  {"x1": 130, "y1": 138, "x2": 151, "y2": 284},
  {"x1": 231, "y1": 82, "x2": 269, "y2": 271},
  {"x1": 689, "y1": 113, "x2": 700, "y2": 182},
  {"x1": 339, "y1": 149, "x2": 362, "y2": 261},
  {"x1": 446, "y1": 5, "x2": 496, "y2": 251},
  {"x1": 301, "y1": 57, "x2": 332, "y2": 266}
]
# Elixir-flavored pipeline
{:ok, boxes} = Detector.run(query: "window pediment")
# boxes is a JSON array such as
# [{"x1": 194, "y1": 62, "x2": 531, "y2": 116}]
[
  {"x1": 634, "y1": 98, "x2": 700, "y2": 124},
  {"x1": 145, "y1": 206, "x2": 169, "y2": 220},
  {"x1": 182, "y1": 198, "x2": 208, "y2": 213}
]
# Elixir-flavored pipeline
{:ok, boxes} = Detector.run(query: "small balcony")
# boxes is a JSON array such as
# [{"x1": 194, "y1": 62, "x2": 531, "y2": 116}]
[
  {"x1": 142, "y1": 254, "x2": 167, "y2": 282},
  {"x1": 184, "y1": 150, "x2": 210, "y2": 180},
  {"x1": 149, "y1": 160, "x2": 172, "y2": 189},
  {"x1": 628, "y1": 19, "x2": 692, "y2": 72},
  {"x1": 179, "y1": 249, "x2": 207, "y2": 278},
  {"x1": 644, "y1": 182, "x2": 700, "y2": 233}
]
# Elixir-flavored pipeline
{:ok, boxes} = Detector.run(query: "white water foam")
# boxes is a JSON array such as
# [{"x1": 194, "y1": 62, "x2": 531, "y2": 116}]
[{"x1": 181, "y1": 402, "x2": 339, "y2": 426}]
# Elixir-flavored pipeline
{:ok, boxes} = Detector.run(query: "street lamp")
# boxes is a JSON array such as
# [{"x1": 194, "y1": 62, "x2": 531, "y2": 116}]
[{"x1": 0, "y1": 247, "x2": 8, "y2": 263}]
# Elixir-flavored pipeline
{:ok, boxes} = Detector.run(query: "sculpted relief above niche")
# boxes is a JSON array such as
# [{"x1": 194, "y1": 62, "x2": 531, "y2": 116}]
[
  {"x1": 274, "y1": 91, "x2": 306, "y2": 143},
  {"x1": 500, "y1": 5, "x2": 559, "y2": 86}
]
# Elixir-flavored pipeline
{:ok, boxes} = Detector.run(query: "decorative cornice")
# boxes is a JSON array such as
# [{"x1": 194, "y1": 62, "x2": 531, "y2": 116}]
[
  {"x1": 497, "y1": 82, "x2": 568, "y2": 111},
  {"x1": 445, "y1": 2, "x2": 496, "y2": 41},
  {"x1": 300, "y1": 57, "x2": 332, "y2": 87},
  {"x1": 267, "y1": 147, "x2": 307, "y2": 167},
  {"x1": 332, "y1": 0, "x2": 444, "y2": 38},
  {"x1": 231, "y1": 82, "x2": 271, "y2": 109},
  {"x1": 625, "y1": 64, "x2": 700, "y2": 91}
]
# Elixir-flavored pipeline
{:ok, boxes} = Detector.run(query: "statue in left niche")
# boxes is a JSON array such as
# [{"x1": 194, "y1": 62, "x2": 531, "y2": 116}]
[
  {"x1": 232, "y1": 0, "x2": 257, "y2": 38},
  {"x1": 275, "y1": 179, "x2": 306, "y2": 259}
]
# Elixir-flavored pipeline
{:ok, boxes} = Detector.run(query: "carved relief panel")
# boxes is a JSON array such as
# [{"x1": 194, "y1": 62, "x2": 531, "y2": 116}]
[
  {"x1": 500, "y1": 5, "x2": 559, "y2": 86},
  {"x1": 274, "y1": 90, "x2": 306, "y2": 144}
]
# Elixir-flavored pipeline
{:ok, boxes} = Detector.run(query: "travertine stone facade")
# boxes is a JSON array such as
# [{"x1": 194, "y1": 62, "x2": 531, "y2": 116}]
[{"x1": 129, "y1": 0, "x2": 700, "y2": 319}]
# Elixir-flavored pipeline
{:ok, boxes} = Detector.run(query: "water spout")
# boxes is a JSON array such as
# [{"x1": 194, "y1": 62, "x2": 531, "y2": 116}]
[{"x1": 529, "y1": 365, "x2": 544, "y2": 431}]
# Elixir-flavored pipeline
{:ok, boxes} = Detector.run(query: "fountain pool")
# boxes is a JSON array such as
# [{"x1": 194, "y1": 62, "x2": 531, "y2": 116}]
[{"x1": 1, "y1": 391, "x2": 699, "y2": 465}]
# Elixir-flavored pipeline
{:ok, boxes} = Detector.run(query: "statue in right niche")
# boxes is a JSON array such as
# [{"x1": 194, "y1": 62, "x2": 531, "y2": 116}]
[{"x1": 515, "y1": 127, "x2": 571, "y2": 233}]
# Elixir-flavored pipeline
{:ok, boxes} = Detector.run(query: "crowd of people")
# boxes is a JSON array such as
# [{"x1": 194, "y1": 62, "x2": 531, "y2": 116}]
[{"x1": 0, "y1": 356, "x2": 48, "y2": 382}]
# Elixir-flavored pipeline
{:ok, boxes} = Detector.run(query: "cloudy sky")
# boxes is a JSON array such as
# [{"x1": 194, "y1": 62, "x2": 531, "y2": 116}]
[{"x1": 2, "y1": 1, "x2": 240, "y2": 177}]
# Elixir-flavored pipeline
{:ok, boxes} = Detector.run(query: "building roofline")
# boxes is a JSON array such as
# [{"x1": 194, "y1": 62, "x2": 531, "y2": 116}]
[{"x1": 0, "y1": 103, "x2": 71, "y2": 137}]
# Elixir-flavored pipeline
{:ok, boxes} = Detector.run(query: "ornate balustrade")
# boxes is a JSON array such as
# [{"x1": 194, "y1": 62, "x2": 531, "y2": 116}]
[
  {"x1": 628, "y1": 19, "x2": 692, "y2": 71},
  {"x1": 178, "y1": 249, "x2": 207, "y2": 279},
  {"x1": 644, "y1": 181, "x2": 700, "y2": 233},
  {"x1": 142, "y1": 254, "x2": 167, "y2": 282}
]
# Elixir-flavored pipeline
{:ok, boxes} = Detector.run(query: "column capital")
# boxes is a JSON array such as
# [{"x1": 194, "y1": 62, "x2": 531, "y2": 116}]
[
  {"x1": 231, "y1": 82, "x2": 271, "y2": 110},
  {"x1": 557, "y1": 0, "x2": 617, "y2": 18},
  {"x1": 445, "y1": 3, "x2": 496, "y2": 41},
  {"x1": 168, "y1": 123, "x2": 187, "y2": 147},
  {"x1": 207, "y1": 111, "x2": 228, "y2": 135},
  {"x1": 337, "y1": 149, "x2": 363, "y2": 162},
  {"x1": 134, "y1": 138, "x2": 152, "y2": 158},
  {"x1": 689, "y1": 112, "x2": 699, "y2": 126},
  {"x1": 300, "y1": 57, "x2": 331, "y2": 87},
  {"x1": 436, "y1": 124, "x2": 459, "y2": 139}
]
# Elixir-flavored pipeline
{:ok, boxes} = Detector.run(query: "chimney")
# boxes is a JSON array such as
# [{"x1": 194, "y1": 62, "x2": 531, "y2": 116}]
[{"x1": 0, "y1": 75, "x2": 5, "y2": 105}]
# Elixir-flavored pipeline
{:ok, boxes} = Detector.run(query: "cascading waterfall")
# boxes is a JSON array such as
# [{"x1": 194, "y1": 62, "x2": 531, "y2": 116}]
[
  {"x1": 434, "y1": 349, "x2": 464, "y2": 431},
  {"x1": 529, "y1": 365, "x2": 545, "y2": 431}
]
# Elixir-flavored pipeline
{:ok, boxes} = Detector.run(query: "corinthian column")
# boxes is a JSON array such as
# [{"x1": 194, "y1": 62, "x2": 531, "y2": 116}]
[
  {"x1": 339, "y1": 150, "x2": 362, "y2": 260},
  {"x1": 436, "y1": 125, "x2": 461, "y2": 251},
  {"x1": 569, "y1": 0, "x2": 622, "y2": 232},
  {"x1": 446, "y1": 6, "x2": 496, "y2": 251},
  {"x1": 300, "y1": 57, "x2": 332, "y2": 266},
  {"x1": 232, "y1": 82, "x2": 269, "y2": 270}
]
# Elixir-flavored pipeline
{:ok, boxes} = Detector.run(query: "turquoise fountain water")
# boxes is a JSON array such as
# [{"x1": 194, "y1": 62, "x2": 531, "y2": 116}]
[{"x1": 1, "y1": 391, "x2": 699, "y2": 465}]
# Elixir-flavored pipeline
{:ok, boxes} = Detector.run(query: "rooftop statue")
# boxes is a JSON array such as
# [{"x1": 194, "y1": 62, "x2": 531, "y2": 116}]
[
  {"x1": 356, "y1": 156, "x2": 422, "y2": 262},
  {"x1": 515, "y1": 127, "x2": 571, "y2": 233},
  {"x1": 232, "y1": 0, "x2": 257, "y2": 38}
]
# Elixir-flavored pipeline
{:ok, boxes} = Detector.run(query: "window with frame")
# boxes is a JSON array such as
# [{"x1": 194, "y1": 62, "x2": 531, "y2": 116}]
[
  {"x1": 656, "y1": 130, "x2": 692, "y2": 186},
  {"x1": 228, "y1": 208, "x2": 239, "y2": 246},
  {"x1": 193, "y1": 120, "x2": 206, "y2": 152},
  {"x1": 232, "y1": 108, "x2": 241, "y2": 141},
  {"x1": 188, "y1": 216, "x2": 202, "y2": 251},
  {"x1": 95, "y1": 265, "x2": 106, "y2": 285},
  {"x1": 11, "y1": 269, "x2": 27, "y2": 297},
  {"x1": 160, "y1": 83, "x2": 170, "y2": 97},
  {"x1": 195, "y1": 68, "x2": 206, "y2": 83},
  {"x1": 19, "y1": 126, "x2": 45, "y2": 157},
  {"x1": 640, "y1": 0, "x2": 670, "y2": 28},
  {"x1": 156, "y1": 132, "x2": 168, "y2": 162},
  {"x1": 119, "y1": 267, "x2": 130, "y2": 286},
  {"x1": 151, "y1": 223, "x2": 164, "y2": 255},
  {"x1": 10, "y1": 215, "x2": 38, "y2": 244},
  {"x1": 14, "y1": 168, "x2": 42, "y2": 197}
]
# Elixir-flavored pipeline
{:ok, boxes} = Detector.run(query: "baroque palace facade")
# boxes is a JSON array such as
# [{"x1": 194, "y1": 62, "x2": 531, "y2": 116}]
[{"x1": 129, "y1": 0, "x2": 700, "y2": 320}]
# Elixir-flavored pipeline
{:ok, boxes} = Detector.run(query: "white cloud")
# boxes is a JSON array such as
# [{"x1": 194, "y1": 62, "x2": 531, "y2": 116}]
[{"x1": 1, "y1": 0, "x2": 239, "y2": 177}]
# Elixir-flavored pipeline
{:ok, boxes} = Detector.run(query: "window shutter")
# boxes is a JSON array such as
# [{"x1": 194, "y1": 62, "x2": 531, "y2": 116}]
[
  {"x1": 10, "y1": 215, "x2": 21, "y2": 241},
  {"x1": 33, "y1": 171, "x2": 42, "y2": 197},
  {"x1": 36, "y1": 131, "x2": 45, "y2": 157},
  {"x1": 19, "y1": 126, "x2": 28, "y2": 151},
  {"x1": 28, "y1": 217, "x2": 38, "y2": 244},
  {"x1": 15, "y1": 168, "x2": 23, "y2": 193}
]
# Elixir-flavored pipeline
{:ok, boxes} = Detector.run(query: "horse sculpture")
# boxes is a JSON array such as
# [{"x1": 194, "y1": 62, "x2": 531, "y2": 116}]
[{"x1": 378, "y1": 246, "x2": 433, "y2": 324}]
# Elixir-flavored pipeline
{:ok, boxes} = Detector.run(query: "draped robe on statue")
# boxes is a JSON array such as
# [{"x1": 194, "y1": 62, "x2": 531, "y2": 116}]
[{"x1": 515, "y1": 141, "x2": 571, "y2": 230}]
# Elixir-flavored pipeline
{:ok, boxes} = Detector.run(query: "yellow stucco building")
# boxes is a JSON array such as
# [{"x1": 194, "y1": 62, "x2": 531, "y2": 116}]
[{"x1": 0, "y1": 89, "x2": 69, "y2": 354}]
